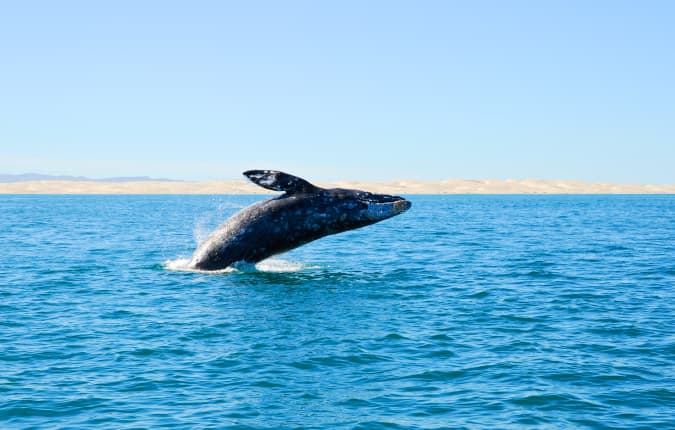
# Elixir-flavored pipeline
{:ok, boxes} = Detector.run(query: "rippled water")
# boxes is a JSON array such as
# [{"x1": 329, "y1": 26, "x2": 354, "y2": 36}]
[{"x1": 2, "y1": 195, "x2": 674, "y2": 429}]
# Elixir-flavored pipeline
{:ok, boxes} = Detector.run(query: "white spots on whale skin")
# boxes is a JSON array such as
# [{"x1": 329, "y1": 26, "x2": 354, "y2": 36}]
[
  {"x1": 259, "y1": 176, "x2": 276, "y2": 186},
  {"x1": 365, "y1": 202, "x2": 396, "y2": 221}
]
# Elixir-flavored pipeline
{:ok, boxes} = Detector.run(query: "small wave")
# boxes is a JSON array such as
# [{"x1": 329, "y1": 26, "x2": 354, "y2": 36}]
[{"x1": 163, "y1": 257, "x2": 315, "y2": 274}]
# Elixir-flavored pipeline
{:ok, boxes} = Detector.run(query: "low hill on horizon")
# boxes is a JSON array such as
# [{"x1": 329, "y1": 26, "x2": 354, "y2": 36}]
[
  {"x1": 1, "y1": 177, "x2": 674, "y2": 194},
  {"x1": 0, "y1": 173, "x2": 182, "y2": 183}
]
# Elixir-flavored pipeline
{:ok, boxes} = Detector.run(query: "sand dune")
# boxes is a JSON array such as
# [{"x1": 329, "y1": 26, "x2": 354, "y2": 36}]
[{"x1": 1, "y1": 179, "x2": 673, "y2": 194}]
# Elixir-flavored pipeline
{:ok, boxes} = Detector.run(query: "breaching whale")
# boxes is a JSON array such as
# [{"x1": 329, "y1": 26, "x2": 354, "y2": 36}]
[{"x1": 188, "y1": 170, "x2": 411, "y2": 270}]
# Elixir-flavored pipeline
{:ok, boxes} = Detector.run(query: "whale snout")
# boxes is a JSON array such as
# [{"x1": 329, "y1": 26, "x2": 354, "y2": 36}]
[
  {"x1": 364, "y1": 196, "x2": 411, "y2": 221},
  {"x1": 394, "y1": 199, "x2": 412, "y2": 214}
]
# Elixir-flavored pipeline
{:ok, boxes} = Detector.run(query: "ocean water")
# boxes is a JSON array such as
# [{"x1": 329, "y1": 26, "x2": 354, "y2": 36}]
[{"x1": 1, "y1": 194, "x2": 674, "y2": 429}]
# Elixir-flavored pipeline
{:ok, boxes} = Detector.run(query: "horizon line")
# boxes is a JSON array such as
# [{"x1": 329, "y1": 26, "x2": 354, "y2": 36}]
[{"x1": 1, "y1": 172, "x2": 674, "y2": 187}]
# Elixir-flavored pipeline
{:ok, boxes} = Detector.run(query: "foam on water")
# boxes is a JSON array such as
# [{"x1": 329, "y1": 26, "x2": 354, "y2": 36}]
[
  {"x1": 163, "y1": 257, "x2": 313, "y2": 274},
  {"x1": 254, "y1": 258, "x2": 317, "y2": 272}
]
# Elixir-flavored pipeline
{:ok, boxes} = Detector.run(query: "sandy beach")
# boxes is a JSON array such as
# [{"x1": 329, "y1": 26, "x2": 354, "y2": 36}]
[{"x1": 1, "y1": 179, "x2": 673, "y2": 194}]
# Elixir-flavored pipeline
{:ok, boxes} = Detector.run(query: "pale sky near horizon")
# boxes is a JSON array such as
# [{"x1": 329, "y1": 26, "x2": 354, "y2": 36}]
[{"x1": 1, "y1": 1, "x2": 673, "y2": 183}]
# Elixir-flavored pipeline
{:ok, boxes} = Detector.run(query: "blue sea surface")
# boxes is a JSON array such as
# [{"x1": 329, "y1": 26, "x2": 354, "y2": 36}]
[{"x1": 1, "y1": 195, "x2": 674, "y2": 429}]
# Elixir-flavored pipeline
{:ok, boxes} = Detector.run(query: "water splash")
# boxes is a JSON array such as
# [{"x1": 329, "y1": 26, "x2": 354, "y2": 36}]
[
  {"x1": 193, "y1": 200, "x2": 247, "y2": 245},
  {"x1": 163, "y1": 257, "x2": 237, "y2": 274},
  {"x1": 163, "y1": 257, "x2": 315, "y2": 274}
]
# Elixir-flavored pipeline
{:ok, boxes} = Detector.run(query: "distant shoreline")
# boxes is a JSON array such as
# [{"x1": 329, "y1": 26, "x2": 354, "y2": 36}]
[{"x1": 1, "y1": 180, "x2": 674, "y2": 194}]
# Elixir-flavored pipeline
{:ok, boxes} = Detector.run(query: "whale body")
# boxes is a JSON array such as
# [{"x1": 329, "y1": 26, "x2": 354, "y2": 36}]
[{"x1": 188, "y1": 170, "x2": 411, "y2": 271}]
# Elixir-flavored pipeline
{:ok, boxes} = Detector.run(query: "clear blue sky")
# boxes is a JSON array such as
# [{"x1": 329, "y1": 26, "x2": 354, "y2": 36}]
[{"x1": 1, "y1": 1, "x2": 673, "y2": 182}]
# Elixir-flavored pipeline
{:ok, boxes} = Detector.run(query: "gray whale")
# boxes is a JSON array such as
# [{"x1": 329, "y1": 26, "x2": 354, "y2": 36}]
[{"x1": 188, "y1": 170, "x2": 411, "y2": 270}]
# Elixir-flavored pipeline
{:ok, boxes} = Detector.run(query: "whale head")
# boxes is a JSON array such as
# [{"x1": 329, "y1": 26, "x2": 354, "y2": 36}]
[
  {"x1": 320, "y1": 188, "x2": 411, "y2": 230},
  {"x1": 244, "y1": 170, "x2": 411, "y2": 232}
]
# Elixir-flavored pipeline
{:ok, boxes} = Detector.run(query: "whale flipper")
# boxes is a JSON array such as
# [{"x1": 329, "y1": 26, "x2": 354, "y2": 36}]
[{"x1": 244, "y1": 170, "x2": 319, "y2": 194}]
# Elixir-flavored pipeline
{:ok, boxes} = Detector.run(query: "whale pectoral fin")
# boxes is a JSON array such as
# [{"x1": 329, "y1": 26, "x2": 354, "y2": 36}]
[{"x1": 243, "y1": 170, "x2": 319, "y2": 194}]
